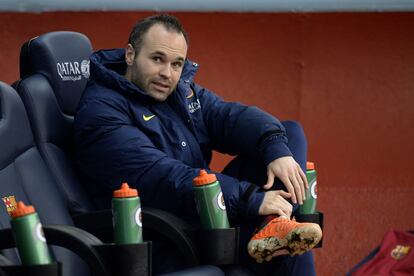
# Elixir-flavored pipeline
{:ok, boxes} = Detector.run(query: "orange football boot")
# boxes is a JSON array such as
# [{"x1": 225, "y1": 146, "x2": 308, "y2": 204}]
[{"x1": 248, "y1": 216, "x2": 322, "y2": 263}]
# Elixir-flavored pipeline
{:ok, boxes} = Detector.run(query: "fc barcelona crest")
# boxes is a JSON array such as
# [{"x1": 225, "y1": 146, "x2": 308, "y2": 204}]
[
  {"x1": 2, "y1": 195, "x2": 17, "y2": 214},
  {"x1": 391, "y1": 245, "x2": 411, "y2": 260}
]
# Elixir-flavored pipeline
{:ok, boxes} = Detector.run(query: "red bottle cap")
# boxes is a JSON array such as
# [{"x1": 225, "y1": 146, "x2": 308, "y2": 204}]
[
  {"x1": 10, "y1": 201, "x2": 36, "y2": 218},
  {"x1": 193, "y1": 170, "x2": 217, "y2": 186},
  {"x1": 113, "y1": 182, "x2": 138, "y2": 198},
  {"x1": 306, "y1": 162, "x2": 315, "y2": 170}
]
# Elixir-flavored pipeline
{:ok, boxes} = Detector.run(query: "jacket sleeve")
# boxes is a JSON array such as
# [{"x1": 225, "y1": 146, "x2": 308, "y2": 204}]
[
  {"x1": 74, "y1": 96, "x2": 264, "y2": 221},
  {"x1": 195, "y1": 83, "x2": 293, "y2": 166}
]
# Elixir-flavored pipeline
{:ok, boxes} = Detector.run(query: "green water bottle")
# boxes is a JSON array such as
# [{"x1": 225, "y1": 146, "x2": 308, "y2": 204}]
[
  {"x1": 10, "y1": 201, "x2": 52, "y2": 265},
  {"x1": 193, "y1": 170, "x2": 230, "y2": 229},
  {"x1": 112, "y1": 183, "x2": 143, "y2": 244},
  {"x1": 299, "y1": 162, "x2": 318, "y2": 214}
]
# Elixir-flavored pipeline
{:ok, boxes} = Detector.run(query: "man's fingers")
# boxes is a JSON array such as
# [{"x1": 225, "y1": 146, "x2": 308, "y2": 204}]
[
  {"x1": 281, "y1": 197, "x2": 293, "y2": 217},
  {"x1": 274, "y1": 193, "x2": 291, "y2": 217},
  {"x1": 289, "y1": 174, "x2": 303, "y2": 205},
  {"x1": 258, "y1": 190, "x2": 293, "y2": 216},
  {"x1": 298, "y1": 164, "x2": 309, "y2": 190},
  {"x1": 263, "y1": 171, "x2": 275, "y2": 190},
  {"x1": 277, "y1": 190, "x2": 292, "y2": 199},
  {"x1": 276, "y1": 209, "x2": 289, "y2": 218},
  {"x1": 282, "y1": 205, "x2": 292, "y2": 218},
  {"x1": 295, "y1": 171, "x2": 306, "y2": 202},
  {"x1": 281, "y1": 176, "x2": 297, "y2": 204}
]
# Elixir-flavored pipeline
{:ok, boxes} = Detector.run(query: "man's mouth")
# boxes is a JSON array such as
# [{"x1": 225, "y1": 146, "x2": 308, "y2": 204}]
[{"x1": 152, "y1": 81, "x2": 170, "y2": 91}]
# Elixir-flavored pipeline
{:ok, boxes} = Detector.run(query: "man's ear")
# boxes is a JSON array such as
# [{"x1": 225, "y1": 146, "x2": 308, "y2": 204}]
[{"x1": 125, "y1": 44, "x2": 135, "y2": 66}]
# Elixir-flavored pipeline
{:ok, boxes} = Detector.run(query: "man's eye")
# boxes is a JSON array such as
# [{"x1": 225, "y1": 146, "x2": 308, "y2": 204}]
[
  {"x1": 172, "y1": 62, "x2": 183, "y2": 68},
  {"x1": 152, "y1": 57, "x2": 162, "y2": 62}
]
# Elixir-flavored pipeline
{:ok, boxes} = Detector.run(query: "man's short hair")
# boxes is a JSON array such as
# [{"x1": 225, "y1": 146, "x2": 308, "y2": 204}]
[{"x1": 128, "y1": 14, "x2": 188, "y2": 54}]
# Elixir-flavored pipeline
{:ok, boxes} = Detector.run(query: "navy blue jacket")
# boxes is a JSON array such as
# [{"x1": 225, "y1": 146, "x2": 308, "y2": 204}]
[{"x1": 74, "y1": 48, "x2": 292, "y2": 221}]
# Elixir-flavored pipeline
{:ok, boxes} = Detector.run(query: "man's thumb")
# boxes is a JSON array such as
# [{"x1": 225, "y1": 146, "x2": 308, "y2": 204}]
[
  {"x1": 263, "y1": 172, "x2": 275, "y2": 190},
  {"x1": 278, "y1": 191, "x2": 292, "y2": 198}
]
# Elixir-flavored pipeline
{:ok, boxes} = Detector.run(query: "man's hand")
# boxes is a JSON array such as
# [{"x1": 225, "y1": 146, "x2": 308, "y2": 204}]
[
  {"x1": 258, "y1": 190, "x2": 292, "y2": 217},
  {"x1": 263, "y1": 156, "x2": 308, "y2": 205}
]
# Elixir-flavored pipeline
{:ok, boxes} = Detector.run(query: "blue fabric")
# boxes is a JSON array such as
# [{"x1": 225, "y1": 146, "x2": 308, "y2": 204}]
[
  {"x1": 223, "y1": 251, "x2": 315, "y2": 276},
  {"x1": 74, "y1": 48, "x2": 292, "y2": 222},
  {"x1": 158, "y1": 265, "x2": 225, "y2": 276}
]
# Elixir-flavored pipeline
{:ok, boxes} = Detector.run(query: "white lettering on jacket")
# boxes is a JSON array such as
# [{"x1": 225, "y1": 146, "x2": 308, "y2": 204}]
[{"x1": 188, "y1": 99, "x2": 201, "y2": 113}]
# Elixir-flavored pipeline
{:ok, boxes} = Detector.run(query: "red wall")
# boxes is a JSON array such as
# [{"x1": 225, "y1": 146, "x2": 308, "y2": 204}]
[{"x1": 1, "y1": 12, "x2": 414, "y2": 275}]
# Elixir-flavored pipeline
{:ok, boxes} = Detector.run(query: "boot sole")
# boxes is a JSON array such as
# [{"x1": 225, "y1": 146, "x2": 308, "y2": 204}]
[{"x1": 247, "y1": 224, "x2": 322, "y2": 263}]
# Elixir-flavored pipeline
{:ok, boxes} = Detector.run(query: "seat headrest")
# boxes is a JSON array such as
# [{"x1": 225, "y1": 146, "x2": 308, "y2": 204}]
[
  {"x1": 20, "y1": 31, "x2": 93, "y2": 115},
  {"x1": 0, "y1": 82, "x2": 34, "y2": 169}
]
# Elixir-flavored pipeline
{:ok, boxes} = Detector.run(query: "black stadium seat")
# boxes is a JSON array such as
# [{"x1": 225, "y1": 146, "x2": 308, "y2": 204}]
[
  {"x1": 16, "y1": 31, "x2": 95, "y2": 215},
  {"x1": 0, "y1": 80, "x2": 224, "y2": 275},
  {"x1": 0, "y1": 81, "x2": 106, "y2": 276}
]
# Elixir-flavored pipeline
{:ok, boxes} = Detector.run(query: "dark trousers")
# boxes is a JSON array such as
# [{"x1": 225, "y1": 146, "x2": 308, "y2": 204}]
[
  {"x1": 222, "y1": 121, "x2": 316, "y2": 276},
  {"x1": 154, "y1": 121, "x2": 316, "y2": 275}
]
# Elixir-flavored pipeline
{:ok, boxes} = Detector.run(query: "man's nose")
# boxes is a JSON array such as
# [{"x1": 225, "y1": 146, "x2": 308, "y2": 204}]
[{"x1": 159, "y1": 64, "x2": 172, "y2": 79}]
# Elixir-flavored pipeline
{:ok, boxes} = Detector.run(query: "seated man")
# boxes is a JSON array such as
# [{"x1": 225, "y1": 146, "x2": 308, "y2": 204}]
[{"x1": 74, "y1": 14, "x2": 322, "y2": 275}]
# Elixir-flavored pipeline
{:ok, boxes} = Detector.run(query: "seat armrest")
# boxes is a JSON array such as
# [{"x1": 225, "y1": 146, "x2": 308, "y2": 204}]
[
  {"x1": 72, "y1": 209, "x2": 113, "y2": 241},
  {"x1": 143, "y1": 207, "x2": 199, "y2": 265},
  {"x1": 0, "y1": 255, "x2": 12, "y2": 266},
  {"x1": 72, "y1": 208, "x2": 200, "y2": 266},
  {"x1": 0, "y1": 225, "x2": 108, "y2": 276}
]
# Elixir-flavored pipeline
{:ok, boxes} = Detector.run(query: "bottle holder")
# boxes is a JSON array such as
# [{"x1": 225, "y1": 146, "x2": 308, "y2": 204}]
[
  {"x1": 195, "y1": 227, "x2": 239, "y2": 265},
  {"x1": 0, "y1": 262, "x2": 61, "y2": 276},
  {"x1": 92, "y1": 241, "x2": 151, "y2": 276},
  {"x1": 295, "y1": 211, "x2": 324, "y2": 248}
]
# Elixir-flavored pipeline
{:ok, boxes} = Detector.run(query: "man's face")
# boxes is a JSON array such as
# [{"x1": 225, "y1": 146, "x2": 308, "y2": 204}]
[{"x1": 125, "y1": 24, "x2": 188, "y2": 102}]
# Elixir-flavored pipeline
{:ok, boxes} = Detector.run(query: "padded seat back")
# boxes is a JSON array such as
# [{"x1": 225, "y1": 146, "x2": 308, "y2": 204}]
[
  {"x1": 0, "y1": 82, "x2": 89, "y2": 276},
  {"x1": 16, "y1": 31, "x2": 95, "y2": 215}
]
